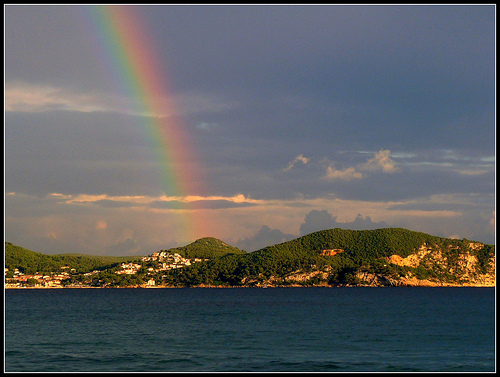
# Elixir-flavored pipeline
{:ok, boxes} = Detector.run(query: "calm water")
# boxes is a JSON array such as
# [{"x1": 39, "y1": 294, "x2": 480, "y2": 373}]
[{"x1": 4, "y1": 287, "x2": 495, "y2": 372}]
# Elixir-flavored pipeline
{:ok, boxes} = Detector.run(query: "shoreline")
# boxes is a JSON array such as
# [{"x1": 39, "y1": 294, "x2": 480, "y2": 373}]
[{"x1": 5, "y1": 283, "x2": 495, "y2": 289}]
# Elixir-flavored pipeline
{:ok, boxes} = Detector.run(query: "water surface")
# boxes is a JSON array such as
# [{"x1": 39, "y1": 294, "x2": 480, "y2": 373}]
[{"x1": 5, "y1": 287, "x2": 495, "y2": 372}]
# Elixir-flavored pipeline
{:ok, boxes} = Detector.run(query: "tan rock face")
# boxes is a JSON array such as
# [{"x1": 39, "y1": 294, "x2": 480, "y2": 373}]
[
  {"x1": 385, "y1": 242, "x2": 495, "y2": 287},
  {"x1": 386, "y1": 244, "x2": 436, "y2": 268},
  {"x1": 468, "y1": 242, "x2": 484, "y2": 250},
  {"x1": 284, "y1": 269, "x2": 330, "y2": 282},
  {"x1": 355, "y1": 271, "x2": 445, "y2": 287}
]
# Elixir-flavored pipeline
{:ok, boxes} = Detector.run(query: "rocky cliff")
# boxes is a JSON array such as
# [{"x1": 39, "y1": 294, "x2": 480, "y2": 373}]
[
  {"x1": 240, "y1": 238, "x2": 495, "y2": 287},
  {"x1": 354, "y1": 242, "x2": 495, "y2": 287}
]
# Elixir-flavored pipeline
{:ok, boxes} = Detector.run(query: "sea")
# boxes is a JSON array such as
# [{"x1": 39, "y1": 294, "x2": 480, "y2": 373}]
[{"x1": 4, "y1": 287, "x2": 496, "y2": 372}]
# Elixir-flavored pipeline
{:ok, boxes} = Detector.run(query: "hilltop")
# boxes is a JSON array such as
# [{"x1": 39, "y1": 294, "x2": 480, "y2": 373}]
[
  {"x1": 161, "y1": 237, "x2": 246, "y2": 259},
  {"x1": 4, "y1": 228, "x2": 495, "y2": 288}
]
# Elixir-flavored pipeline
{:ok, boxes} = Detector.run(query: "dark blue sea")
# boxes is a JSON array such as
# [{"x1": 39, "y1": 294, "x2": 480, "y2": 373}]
[{"x1": 4, "y1": 287, "x2": 496, "y2": 372}]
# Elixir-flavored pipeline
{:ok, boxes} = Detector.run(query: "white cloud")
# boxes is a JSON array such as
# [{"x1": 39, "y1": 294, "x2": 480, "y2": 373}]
[
  {"x1": 283, "y1": 154, "x2": 311, "y2": 171},
  {"x1": 323, "y1": 149, "x2": 400, "y2": 181},
  {"x1": 361, "y1": 149, "x2": 400, "y2": 173},
  {"x1": 48, "y1": 192, "x2": 264, "y2": 207},
  {"x1": 324, "y1": 166, "x2": 363, "y2": 181}
]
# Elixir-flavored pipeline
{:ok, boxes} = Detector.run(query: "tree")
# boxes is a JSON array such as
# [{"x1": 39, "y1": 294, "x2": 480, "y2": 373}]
[{"x1": 26, "y1": 278, "x2": 39, "y2": 286}]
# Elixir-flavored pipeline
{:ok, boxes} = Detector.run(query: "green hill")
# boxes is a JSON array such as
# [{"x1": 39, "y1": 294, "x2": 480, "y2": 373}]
[
  {"x1": 165, "y1": 228, "x2": 495, "y2": 287},
  {"x1": 161, "y1": 237, "x2": 246, "y2": 259},
  {"x1": 4, "y1": 242, "x2": 137, "y2": 275}
]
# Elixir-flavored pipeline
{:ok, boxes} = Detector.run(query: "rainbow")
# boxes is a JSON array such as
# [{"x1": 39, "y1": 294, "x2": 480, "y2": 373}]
[{"x1": 88, "y1": 5, "x2": 210, "y2": 244}]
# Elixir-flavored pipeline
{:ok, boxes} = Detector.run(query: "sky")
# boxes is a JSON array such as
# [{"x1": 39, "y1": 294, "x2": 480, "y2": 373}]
[{"x1": 4, "y1": 4, "x2": 496, "y2": 256}]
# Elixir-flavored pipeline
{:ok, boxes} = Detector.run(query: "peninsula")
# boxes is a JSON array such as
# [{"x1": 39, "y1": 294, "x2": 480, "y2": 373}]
[{"x1": 5, "y1": 228, "x2": 495, "y2": 288}]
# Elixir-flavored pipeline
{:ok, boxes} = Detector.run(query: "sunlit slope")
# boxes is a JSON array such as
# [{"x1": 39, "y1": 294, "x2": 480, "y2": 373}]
[{"x1": 168, "y1": 228, "x2": 495, "y2": 286}]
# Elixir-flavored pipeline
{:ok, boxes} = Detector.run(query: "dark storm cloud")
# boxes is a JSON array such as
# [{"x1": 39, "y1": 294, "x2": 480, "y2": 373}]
[
  {"x1": 5, "y1": 5, "x2": 495, "y2": 252},
  {"x1": 146, "y1": 5, "x2": 493, "y2": 90},
  {"x1": 5, "y1": 110, "x2": 164, "y2": 196},
  {"x1": 6, "y1": 5, "x2": 495, "y2": 176},
  {"x1": 7, "y1": 5, "x2": 494, "y2": 156},
  {"x1": 5, "y1": 5, "x2": 109, "y2": 90},
  {"x1": 158, "y1": 5, "x2": 494, "y2": 154}
]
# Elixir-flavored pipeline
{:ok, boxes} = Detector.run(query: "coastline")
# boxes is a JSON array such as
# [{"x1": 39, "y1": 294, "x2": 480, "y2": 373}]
[{"x1": 5, "y1": 282, "x2": 495, "y2": 289}]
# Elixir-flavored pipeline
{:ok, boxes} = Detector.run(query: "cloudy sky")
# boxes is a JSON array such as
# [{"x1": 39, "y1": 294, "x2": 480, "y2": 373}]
[{"x1": 5, "y1": 5, "x2": 495, "y2": 255}]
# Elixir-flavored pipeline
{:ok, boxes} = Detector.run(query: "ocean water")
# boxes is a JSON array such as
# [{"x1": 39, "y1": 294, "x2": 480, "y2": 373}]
[{"x1": 4, "y1": 287, "x2": 495, "y2": 372}]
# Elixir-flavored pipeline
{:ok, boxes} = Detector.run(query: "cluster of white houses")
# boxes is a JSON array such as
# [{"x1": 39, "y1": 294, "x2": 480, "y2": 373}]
[
  {"x1": 5, "y1": 251, "x2": 209, "y2": 287},
  {"x1": 104, "y1": 251, "x2": 208, "y2": 276},
  {"x1": 5, "y1": 267, "x2": 72, "y2": 287},
  {"x1": 142, "y1": 251, "x2": 207, "y2": 263},
  {"x1": 140, "y1": 252, "x2": 208, "y2": 273}
]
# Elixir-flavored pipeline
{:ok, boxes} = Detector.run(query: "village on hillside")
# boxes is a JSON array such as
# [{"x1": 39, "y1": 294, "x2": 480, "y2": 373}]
[{"x1": 5, "y1": 251, "x2": 208, "y2": 288}]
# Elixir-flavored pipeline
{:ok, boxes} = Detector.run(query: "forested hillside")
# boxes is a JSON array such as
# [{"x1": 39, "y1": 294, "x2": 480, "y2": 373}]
[
  {"x1": 163, "y1": 228, "x2": 495, "y2": 287},
  {"x1": 5, "y1": 228, "x2": 495, "y2": 287},
  {"x1": 4, "y1": 242, "x2": 136, "y2": 275}
]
